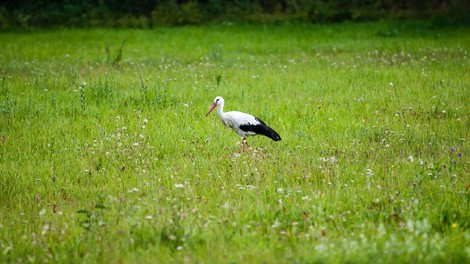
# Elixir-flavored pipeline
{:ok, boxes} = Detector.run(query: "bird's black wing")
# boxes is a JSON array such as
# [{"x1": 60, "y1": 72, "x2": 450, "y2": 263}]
[{"x1": 239, "y1": 117, "x2": 281, "y2": 141}]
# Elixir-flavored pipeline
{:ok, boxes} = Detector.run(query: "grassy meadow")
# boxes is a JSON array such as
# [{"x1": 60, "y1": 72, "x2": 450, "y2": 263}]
[{"x1": 0, "y1": 21, "x2": 469, "y2": 263}]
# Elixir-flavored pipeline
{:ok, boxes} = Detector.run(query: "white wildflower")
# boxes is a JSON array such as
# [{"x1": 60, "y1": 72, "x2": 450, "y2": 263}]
[{"x1": 39, "y1": 209, "x2": 46, "y2": 216}]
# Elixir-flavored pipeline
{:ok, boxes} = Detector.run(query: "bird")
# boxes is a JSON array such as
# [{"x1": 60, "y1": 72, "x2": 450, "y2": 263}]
[{"x1": 205, "y1": 96, "x2": 281, "y2": 151}]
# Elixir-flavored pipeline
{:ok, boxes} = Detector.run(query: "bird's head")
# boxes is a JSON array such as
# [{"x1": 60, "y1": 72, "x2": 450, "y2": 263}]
[{"x1": 206, "y1": 96, "x2": 224, "y2": 116}]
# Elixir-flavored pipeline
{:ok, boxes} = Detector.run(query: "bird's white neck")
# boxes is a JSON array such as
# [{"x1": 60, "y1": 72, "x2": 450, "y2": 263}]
[{"x1": 217, "y1": 102, "x2": 225, "y2": 118}]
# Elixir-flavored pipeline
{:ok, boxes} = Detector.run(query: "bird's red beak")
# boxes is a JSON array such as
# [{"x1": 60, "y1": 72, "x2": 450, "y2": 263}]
[{"x1": 205, "y1": 103, "x2": 217, "y2": 117}]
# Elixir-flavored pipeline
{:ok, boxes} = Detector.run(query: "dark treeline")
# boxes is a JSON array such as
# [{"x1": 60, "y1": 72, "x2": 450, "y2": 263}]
[{"x1": 0, "y1": 0, "x2": 469, "y2": 29}]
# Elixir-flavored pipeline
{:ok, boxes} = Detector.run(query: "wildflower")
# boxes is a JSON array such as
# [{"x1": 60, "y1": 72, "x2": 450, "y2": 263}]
[
  {"x1": 174, "y1": 184, "x2": 184, "y2": 189},
  {"x1": 272, "y1": 220, "x2": 281, "y2": 228},
  {"x1": 127, "y1": 188, "x2": 138, "y2": 193},
  {"x1": 451, "y1": 223, "x2": 458, "y2": 228},
  {"x1": 41, "y1": 224, "x2": 50, "y2": 236},
  {"x1": 451, "y1": 147, "x2": 455, "y2": 152}
]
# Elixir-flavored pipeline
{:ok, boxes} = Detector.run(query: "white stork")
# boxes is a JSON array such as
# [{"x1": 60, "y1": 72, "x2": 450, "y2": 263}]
[{"x1": 205, "y1": 96, "x2": 281, "y2": 151}]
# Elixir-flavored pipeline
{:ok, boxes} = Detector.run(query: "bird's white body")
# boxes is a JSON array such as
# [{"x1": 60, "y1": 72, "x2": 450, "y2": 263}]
[
  {"x1": 206, "y1": 96, "x2": 281, "y2": 151},
  {"x1": 217, "y1": 109, "x2": 260, "y2": 138}
]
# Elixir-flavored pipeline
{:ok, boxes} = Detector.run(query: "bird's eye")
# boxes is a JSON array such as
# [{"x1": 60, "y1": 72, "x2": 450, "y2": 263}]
[{"x1": 216, "y1": 99, "x2": 219, "y2": 102}]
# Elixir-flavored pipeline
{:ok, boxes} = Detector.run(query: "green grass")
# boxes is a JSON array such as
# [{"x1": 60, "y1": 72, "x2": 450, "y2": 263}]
[{"x1": 0, "y1": 21, "x2": 469, "y2": 263}]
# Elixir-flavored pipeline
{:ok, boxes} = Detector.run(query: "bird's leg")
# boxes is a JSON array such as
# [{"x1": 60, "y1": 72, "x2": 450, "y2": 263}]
[
  {"x1": 239, "y1": 138, "x2": 245, "y2": 152},
  {"x1": 242, "y1": 137, "x2": 249, "y2": 152},
  {"x1": 239, "y1": 137, "x2": 247, "y2": 153}
]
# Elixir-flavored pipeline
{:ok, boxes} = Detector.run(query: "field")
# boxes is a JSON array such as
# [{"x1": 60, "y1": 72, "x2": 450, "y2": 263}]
[{"x1": 0, "y1": 21, "x2": 469, "y2": 263}]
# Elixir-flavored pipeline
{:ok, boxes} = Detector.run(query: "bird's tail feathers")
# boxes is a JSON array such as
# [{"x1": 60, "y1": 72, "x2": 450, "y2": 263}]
[{"x1": 261, "y1": 125, "x2": 281, "y2": 141}]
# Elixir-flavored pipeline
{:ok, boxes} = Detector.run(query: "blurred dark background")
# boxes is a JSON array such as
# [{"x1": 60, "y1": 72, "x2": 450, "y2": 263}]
[{"x1": 0, "y1": 0, "x2": 469, "y2": 29}]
